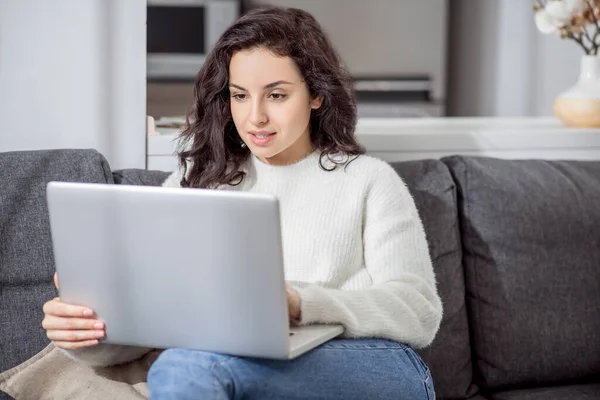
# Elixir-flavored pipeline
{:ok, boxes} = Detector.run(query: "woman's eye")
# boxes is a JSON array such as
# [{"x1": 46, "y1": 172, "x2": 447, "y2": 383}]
[
  {"x1": 270, "y1": 93, "x2": 287, "y2": 100},
  {"x1": 232, "y1": 94, "x2": 246, "y2": 100}
]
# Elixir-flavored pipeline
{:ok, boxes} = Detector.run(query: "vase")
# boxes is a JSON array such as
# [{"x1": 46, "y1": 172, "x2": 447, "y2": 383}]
[{"x1": 553, "y1": 55, "x2": 600, "y2": 128}]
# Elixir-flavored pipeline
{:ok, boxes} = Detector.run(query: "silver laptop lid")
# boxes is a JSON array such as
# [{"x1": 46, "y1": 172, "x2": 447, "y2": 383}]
[{"x1": 47, "y1": 181, "x2": 291, "y2": 358}]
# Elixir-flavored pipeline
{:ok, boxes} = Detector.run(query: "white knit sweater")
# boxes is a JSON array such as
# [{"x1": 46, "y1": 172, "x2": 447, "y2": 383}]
[{"x1": 62, "y1": 151, "x2": 442, "y2": 366}]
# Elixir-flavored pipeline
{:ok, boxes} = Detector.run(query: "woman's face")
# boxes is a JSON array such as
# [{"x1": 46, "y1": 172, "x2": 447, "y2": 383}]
[{"x1": 229, "y1": 47, "x2": 322, "y2": 165}]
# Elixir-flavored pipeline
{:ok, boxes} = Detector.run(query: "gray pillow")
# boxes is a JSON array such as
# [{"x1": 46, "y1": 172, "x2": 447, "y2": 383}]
[{"x1": 443, "y1": 155, "x2": 600, "y2": 391}]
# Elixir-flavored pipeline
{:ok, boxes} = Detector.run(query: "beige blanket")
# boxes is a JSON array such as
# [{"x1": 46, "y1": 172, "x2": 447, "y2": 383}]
[{"x1": 0, "y1": 344, "x2": 162, "y2": 399}]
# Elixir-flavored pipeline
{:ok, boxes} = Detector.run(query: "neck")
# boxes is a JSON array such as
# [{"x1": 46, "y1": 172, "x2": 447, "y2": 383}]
[
  {"x1": 260, "y1": 148, "x2": 313, "y2": 166},
  {"x1": 251, "y1": 148, "x2": 321, "y2": 172}
]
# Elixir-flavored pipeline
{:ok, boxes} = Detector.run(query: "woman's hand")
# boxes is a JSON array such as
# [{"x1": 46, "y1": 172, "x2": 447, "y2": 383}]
[
  {"x1": 286, "y1": 284, "x2": 301, "y2": 322},
  {"x1": 42, "y1": 272, "x2": 105, "y2": 350}
]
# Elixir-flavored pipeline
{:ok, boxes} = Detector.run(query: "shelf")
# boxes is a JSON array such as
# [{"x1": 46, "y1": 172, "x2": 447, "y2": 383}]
[{"x1": 146, "y1": 117, "x2": 600, "y2": 170}]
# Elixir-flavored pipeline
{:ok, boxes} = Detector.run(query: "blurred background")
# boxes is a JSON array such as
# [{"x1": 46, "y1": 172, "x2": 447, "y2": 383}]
[
  {"x1": 146, "y1": 0, "x2": 582, "y2": 119},
  {"x1": 0, "y1": 0, "x2": 586, "y2": 169}
]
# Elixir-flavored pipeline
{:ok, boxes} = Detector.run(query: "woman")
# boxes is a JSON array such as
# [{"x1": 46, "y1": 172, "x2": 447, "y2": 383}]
[{"x1": 43, "y1": 6, "x2": 442, "y2": 399}]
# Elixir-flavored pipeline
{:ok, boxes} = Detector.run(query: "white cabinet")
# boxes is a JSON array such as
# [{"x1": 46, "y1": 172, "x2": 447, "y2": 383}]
[{"x1": 147, "y1": 117, "x2": 600, "y2": 172}]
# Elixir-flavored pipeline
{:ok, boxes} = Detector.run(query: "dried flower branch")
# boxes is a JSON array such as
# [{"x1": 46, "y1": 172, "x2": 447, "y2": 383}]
[
  {"x1": 584, "y1": 0, "x2": 600, "y2": 50},
  {"x1": 534, "y1": 0, "x2": 600, "y2": 54}
]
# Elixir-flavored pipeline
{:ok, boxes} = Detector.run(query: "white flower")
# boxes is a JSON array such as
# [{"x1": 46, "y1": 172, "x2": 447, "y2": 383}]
[
  {"x1": 534, "y1": 0, "x2": 585, "y2": 34},
  {"x1": 562, "y1": 0, "x2": 585, "y2": 13},
  {"x1": 535, "y1": 9, "x2": 560, "y2": 33}
]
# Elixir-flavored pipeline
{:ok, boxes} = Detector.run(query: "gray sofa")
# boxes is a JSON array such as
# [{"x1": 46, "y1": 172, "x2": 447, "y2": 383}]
[{"x1": 1, "y1": 149, "x2": 599, "y2": 400}]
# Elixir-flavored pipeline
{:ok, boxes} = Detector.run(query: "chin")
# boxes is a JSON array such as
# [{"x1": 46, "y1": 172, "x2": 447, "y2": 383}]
[{"x1": 249, "y1": 146, "x2": 282, "y2": 160}]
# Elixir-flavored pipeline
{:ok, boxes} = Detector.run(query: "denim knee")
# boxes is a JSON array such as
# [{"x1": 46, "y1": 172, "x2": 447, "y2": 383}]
[
  {"x1": 148, "y1": 348, "x2": 234, "y2": 400},
  {"x1": 151, "y1": 348, "x2": 231, "y2": 371}
]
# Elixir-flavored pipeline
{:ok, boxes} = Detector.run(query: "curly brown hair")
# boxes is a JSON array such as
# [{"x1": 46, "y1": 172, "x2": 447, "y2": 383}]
[{"x1": 177, "y1": 5, "x2": 365, "y2": 189}]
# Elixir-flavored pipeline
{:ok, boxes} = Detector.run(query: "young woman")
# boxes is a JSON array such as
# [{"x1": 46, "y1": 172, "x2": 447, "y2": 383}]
[{"x1": 42, "y1": 6, "x2": 442, "y2": 399}]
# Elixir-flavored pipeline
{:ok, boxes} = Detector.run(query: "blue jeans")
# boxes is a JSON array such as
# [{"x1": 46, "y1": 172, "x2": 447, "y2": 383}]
[{"x1": 147, "y1": 338, "x2": 435, "y2": 400}]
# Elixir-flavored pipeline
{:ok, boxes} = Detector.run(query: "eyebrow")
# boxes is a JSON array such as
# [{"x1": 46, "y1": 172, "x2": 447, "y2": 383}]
[{"x1": 229, "y1": 80, "x2": 293, "y2": 91}]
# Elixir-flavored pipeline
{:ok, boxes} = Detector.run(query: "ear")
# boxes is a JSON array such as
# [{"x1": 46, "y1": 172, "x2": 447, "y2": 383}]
[{"x1": 310, "y1": 95, "x2": 323, "y2": 110}]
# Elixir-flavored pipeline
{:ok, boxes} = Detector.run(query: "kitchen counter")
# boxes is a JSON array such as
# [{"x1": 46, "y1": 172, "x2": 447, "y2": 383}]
[{"x1": 147, "y1": 117, "x2": 600, "y2": 171}]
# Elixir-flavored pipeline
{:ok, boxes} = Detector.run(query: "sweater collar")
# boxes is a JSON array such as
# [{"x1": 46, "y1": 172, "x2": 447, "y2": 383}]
[{"x1": 250, "y1": 150, "x2": 323, "y2": 175}]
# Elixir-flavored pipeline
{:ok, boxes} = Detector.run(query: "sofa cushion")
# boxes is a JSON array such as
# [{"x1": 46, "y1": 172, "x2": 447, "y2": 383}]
[
  {"x1": 0, "y1": 149, "x2": 114, "y2": 374},
  {"x1": 443, "y1": 156, "x2": 600, "y2": 391},
  {"x1": 391, "y1": 160, "x2": 474, "y2": 400},
  {"x1": 0, "y1": 283, "x2": 57, "y2": 373},
  {"x1": 112, "y1": 169, "x2": 170, "y2": 187},
  {"x1": 490, "y1": 384, "x2": 600, "y2": 400}
]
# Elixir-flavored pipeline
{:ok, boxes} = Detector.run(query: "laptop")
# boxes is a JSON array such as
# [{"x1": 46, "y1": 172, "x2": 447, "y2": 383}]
[{"x1": 46, "y1": 181, "x2": 343, "y2": 360}]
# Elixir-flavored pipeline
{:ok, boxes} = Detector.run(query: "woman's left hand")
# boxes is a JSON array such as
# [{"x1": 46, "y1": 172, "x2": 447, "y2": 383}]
[{"x1": 285, "y1": 284, "x2": 301, "y2": 322}]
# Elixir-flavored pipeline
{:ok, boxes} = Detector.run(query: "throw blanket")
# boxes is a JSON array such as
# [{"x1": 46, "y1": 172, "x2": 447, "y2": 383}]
[{"x1": 0, "y1": 344, "x2": 162, "y2": 399}]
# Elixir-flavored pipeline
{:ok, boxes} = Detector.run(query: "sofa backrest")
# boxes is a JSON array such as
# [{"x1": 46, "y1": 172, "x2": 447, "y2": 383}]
[
  {"x1": 0, "y1": 149, "x2": 114, "y2": 373},
  {"x1": 391, "y1": 160, "x2": 475, "y2": 400},
  {"x1": 112, "y1": 168, "x2": 170, "y2": 187},
  {"x1": 443, "y1": 156, "x2": 600, "y2": 393}
]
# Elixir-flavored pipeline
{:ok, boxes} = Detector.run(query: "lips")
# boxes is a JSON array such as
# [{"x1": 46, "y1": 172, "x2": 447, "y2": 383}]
[
  {"x1": 249, "y1": 131, "x2": 277, "y2": 147},
  {"x1": 249, "y1": 131, "x2": 275, "y2": 137}
]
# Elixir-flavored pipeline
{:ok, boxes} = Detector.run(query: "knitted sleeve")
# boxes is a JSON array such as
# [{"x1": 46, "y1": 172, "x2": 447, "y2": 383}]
[{"x1": 293, "y1": 163, "x2": 443, "y2": 348}]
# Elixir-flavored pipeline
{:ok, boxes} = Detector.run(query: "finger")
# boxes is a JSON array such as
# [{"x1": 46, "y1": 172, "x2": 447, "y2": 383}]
[
  {"x1": 53, "y1": 340, "x2": 100, "y2": 350},
  {"x1": 42, "y1": 315, "x2": 104, "y2": 331},
  {"x1": 47, "y1": 329, "x2": 105, "y2": 342},
  {"x1": 43, "y1": 299, "x2": 94, "y2": 318},
  {"x1": 53, "y1": 272, "x2": 59, "y2": 290}
]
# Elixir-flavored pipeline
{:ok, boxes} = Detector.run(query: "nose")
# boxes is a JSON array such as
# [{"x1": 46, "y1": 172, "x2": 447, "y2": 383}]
[{"x1": 249, "y1": 99, "x2": 268, "y2": 126}]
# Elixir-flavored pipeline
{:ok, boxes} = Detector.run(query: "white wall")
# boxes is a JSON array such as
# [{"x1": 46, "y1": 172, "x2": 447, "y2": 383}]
[
  {"x1": 0, "y1": 0, "x2": 147, "y2": 169},
  {"x1": 447, "y1": 0, "x2": 582, "y2": 117}
]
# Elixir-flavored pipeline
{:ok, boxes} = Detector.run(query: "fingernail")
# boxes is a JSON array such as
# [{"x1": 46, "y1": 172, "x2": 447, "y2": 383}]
[
  {"x1": 93, "y1": 322, "x2": 104, "y2": 329},
  {"x1": 83, "y1": 309, "x2": 93, "y2": 317},
  {"x1": 95, "y1": 330, "x2": 105, "y2": 337}
]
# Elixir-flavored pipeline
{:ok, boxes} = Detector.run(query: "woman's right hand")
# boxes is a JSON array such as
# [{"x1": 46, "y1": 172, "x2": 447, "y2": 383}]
[{"x1": 42, "y1": 272, "x2": 105, "y2": 349}]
